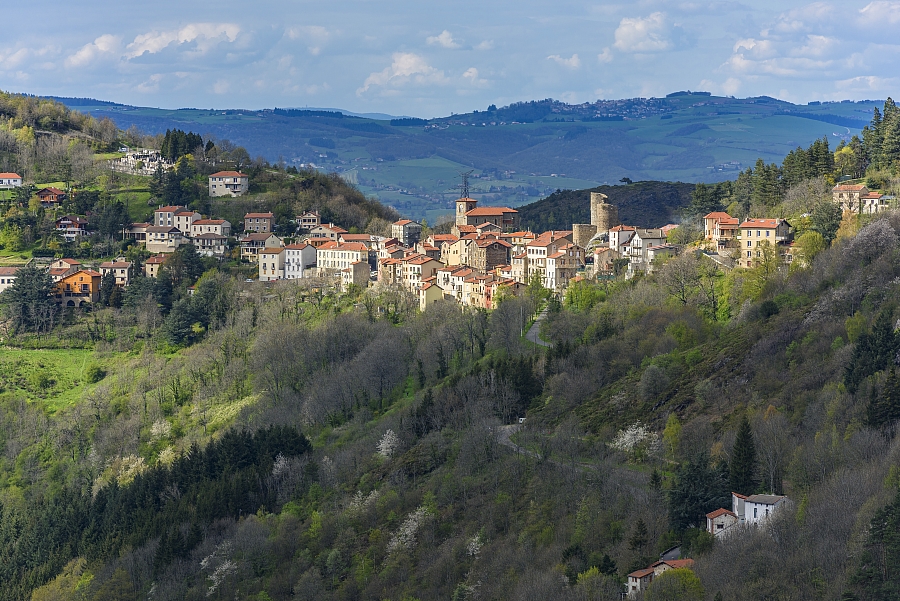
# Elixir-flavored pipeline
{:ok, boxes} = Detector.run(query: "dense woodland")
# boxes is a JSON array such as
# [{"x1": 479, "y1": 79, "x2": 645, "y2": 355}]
[{"x1": 2, "y1": 95, "x2": 900, "y2": 601}]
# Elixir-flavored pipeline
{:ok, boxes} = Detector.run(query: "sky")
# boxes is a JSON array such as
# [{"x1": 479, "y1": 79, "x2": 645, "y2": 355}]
[{"x1": 1, "y1": 0, "x2": 898, "y2": 117}]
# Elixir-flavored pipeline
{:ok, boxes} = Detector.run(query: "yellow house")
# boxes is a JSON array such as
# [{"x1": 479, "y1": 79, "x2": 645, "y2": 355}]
[
  {"x1": 738, "y1": 218, "x2": 792, "y2": 268},
  {"x1": 54, "y1": 269, "x2": 102, "y2": 307},
  {"x1": 419, "y1": 281, "x2": 446, "y2": 311}
]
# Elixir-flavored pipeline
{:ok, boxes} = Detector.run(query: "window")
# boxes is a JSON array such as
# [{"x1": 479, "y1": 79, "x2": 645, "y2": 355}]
[
  {"x1": 747, "y1": 241, "x2": 751, "y2": 247},
  {"x1": 753, "y1": 507, "x2": 758, "y2": 519},
  {"x1": 766, "y1": 230, "x2": 770, "y2": 237}
]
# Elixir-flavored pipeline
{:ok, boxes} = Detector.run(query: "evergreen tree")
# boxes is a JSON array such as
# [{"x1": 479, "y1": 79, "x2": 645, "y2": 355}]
[
  {"x1": 868, "y1": 367, "x2": 900, "y2": 429},
  {"x1": 811, "y1": 200, "x2": 842, "y2": 244},
  {"x1": 0, "y1": 263, "x2": 58, "y2": 333},
  {"x1": 846, "y1": 309, "x2": 899, "y2": 392},
  {"x1": 729, "y1": 415, "x2": 758, "y2": 495},
  {"x1": 99, "y1": 274, "x2": 116, "y2": 306},
  {"x1": 629, "y1": 518, "x2": 648, "y2": 552},
  {"x1": 668, "y1": 452, "x2": 730, "y2": 531}
]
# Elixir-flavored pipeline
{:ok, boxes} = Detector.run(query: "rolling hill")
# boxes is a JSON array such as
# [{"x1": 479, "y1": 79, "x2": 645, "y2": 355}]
[{"x1": 53, "y1": 93, "x2": 880, "y2": 221}]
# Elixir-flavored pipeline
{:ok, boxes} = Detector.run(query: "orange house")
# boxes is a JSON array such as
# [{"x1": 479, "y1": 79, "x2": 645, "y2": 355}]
[{"x1": 54, "y1": 269, "x2": 102, "y2": 306}]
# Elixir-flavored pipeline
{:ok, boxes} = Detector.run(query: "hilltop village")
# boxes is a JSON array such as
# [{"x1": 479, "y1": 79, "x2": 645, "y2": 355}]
[{"x1": 0, "y1": 161, "x2": 892, "y2": 314}]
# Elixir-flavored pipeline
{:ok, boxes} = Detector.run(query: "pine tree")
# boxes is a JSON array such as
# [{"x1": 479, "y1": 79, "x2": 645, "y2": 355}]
[
  {"x1": 629, "y1": 518, "x2": 648, "y2": 552},
  {"x1": 729, "y1": 415, "x2": 758, "y2": 495}
]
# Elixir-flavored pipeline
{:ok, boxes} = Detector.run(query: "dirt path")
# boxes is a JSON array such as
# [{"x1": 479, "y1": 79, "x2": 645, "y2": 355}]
[{"x1": 525, "y1": 310, "x2": 550, "y2": 347}]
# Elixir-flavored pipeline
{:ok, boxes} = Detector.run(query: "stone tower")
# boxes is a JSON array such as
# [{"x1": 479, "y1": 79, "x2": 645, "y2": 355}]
[
  {"x1": 590, "y1": 192, "x2": 619, "y2": 232},
  {"x1": 572, "y1": 224, "x2": 598, "y2": 249},
  {"x1": 456, "y1": 197, "x2": 478, "y2": 226}
]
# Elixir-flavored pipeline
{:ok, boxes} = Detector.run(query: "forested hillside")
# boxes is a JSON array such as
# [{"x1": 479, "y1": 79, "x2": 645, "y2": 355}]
[
  {"x1": 517, "y1": 181, "x2": 695, "y2": 230},
  {"x1": 5, "y1": 208, "x2": 900, "y2": 601}
]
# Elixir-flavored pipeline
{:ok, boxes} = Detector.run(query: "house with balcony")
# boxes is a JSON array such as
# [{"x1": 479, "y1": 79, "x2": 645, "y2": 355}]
[
  {"x1": 54, "y1": 270, "x2": 102, "y2": 306},
  {"x1": 99, "y1": 259, "x2": 133, "y2": 287},
  {"x1": 190, "y1": 219, "x2": 231, "y2": 238},
  {"x1": 296, "y1": 210, "x2": 321, "y2": 231},
  {"x1": 193, "y1": 233, "x2": 228, "y2": 257},
  {"x1": 208, "y1": 171, "x2": 249, "y2": 197},
  {"x1": 55, "y1": 215, "x2": 90, "y2": 242},
  {"x1": 37, "y1": 187, "x2": 66, "y2": 207},
  {"x1": 240, "y1": 233, "x2": 282, "y2": 262},
  {"x1": 145, "y1": 226, "x2": 185, "y2": 254},
  {"x1": 284, "y1": 242, "x2": 317, "y2": 279},
  {"x1": 259, "y1": 247, "x2": 285, "y2": 281}
]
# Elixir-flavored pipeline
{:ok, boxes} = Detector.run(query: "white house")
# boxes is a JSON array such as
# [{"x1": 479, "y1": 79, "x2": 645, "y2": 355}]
[
  {"x1": 0, "y1": 173, "x2": 23, "y2": 188},
  {"x1": 284, "y1": 242, "x2": 317, "y2": 279},
  {"x1": 0, "y1": 266, "x2": 19, "y2": 293},
  {"x1": 732, "y1": 492, "x2": 789, "y2": 525},
  {"x1": 190, "y1": 219, "x2": 231, "y2": 238},
  {"x1": 259, "y1": 247, "x2": 285, "y2": 281},
  {"x1": 208, "y1": 171, "x2": 249, "y2": 197}
]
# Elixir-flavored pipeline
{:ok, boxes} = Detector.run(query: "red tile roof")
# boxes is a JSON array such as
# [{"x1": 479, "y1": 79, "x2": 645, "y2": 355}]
[
  {"x1": 703, "y1": 212, "x2": 732, "y2": 220},
  {"x1": 155, "y1": 205, "x2": 185, "y2": 212},
  {"x1": 739, "y1": 218, "x2": 783, "y2": 229},
  {"x1": 833, "y1": 184, "x2": 866, "y2": 191},
  {"x1": 706, "y1": 508, "x2": 737, "y2": 519},
  {"x1": 628, "y1": 568, "x2": 655, "y2": 579},
  {"x1": 245, "y1": 212, "x2": 274, "y2": 219},
  {"x1": 0, "y1": 173, "x2": 21, "y2": 179},
  {"x1": 653, "y1": 559, "x2": 695, "y2": 570},
  {"x1": 465, "y1": 206, "x2": 517, "y2": 216},
  {"x1": 210, "y1": 171, "x2": 248, "y2": 177}
]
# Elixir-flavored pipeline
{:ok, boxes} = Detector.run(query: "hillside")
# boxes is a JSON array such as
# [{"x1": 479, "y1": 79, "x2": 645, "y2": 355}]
[
  {"x1": 55, "y1": 93, "x2": 880, "y2": 221},
  {"x1": 517, "y1": 181, "x2": 696, "y2": 230},
  {"x1": 2, "y1": 211, "x2": 900, "y2": 601}
]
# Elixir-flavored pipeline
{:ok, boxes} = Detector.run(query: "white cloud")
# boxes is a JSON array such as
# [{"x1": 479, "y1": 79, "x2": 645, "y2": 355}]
[
  {"x1": 614, "y1": 13, "x2": 673, "y2": 53},
  {"x1": 733, "y1": 38, "x2": 777, "y2": 59},
  {"x1": 463, "y1": 67, "x2": 488, "y2": 86},
  {"x1": 547, "y1": 53, "x2": 581, "y2": 68},
  {"x1": 791, "y1": 35, "x2": 837, "y2": 58},
  {"x1": 357, "y1": 52, "x2": 447, "y2": 94},
  {"x1": 213, "y1": 79, "x2": 230, "y2": 94},
  {"x1": 287, "y1": 25, "x2": 330, "y2": 55},
  {"x1": 475, "y1": 40, "x2": 494, "y2": 51},
  {"x1": 136, "y1": 73, "x2": 163, "y2": 94},
  {"x1": 836, "y1": 74, "x2": 900, "y2": 91},
  {"x1": 427, "y1": 30, "x2": 460, "y2": 49},
  {"x1": 127, "y1": 23, "x2": 240, "y2": 58},
  {"x1": 722, "y1": 77, "x2": 741, "y2": 95},
  {"x1": 66, "y1": 34, "x2": 121, "y2": 68},
  {"x1": 858, "y1": 1, "x2": 900, "y2": 25},
  {"x1": 597, "y1": 48, "x2": 613, "y2": 63}
]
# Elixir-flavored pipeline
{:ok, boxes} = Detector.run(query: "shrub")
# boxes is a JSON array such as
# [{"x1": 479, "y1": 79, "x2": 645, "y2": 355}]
[{"x1": 84, "y1": 364, "x2": 106, "y2": 383}]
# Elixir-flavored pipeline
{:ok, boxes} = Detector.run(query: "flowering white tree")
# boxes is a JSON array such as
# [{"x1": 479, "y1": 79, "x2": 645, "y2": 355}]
[
  {"x1": 388, "y1": 506, "x2": 431, "y2": 553},
  {"x1": 200, "y1": 541, "x2": 236, "y2": 597},
  {"x1": 610, "y1": 422, "x2": 660, "y2": 462},
  {"x1": 377, "y1": 429, "x2": 400, "y2": 458}
]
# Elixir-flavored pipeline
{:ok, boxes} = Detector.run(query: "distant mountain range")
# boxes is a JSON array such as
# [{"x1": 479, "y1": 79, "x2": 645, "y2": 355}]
[{"x1": 52, "y1": 93, "x2": 880, "y2": 221}]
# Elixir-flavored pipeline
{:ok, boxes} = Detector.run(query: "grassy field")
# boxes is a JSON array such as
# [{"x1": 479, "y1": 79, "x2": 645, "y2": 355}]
[{"x1": 0, "y1": 348, "x2": 100, "y2": 412}]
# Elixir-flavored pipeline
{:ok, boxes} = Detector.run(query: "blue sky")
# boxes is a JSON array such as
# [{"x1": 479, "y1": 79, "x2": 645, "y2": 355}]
[{"x1": 2, "y1": 0, "x2": 898, "y2": 116}]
